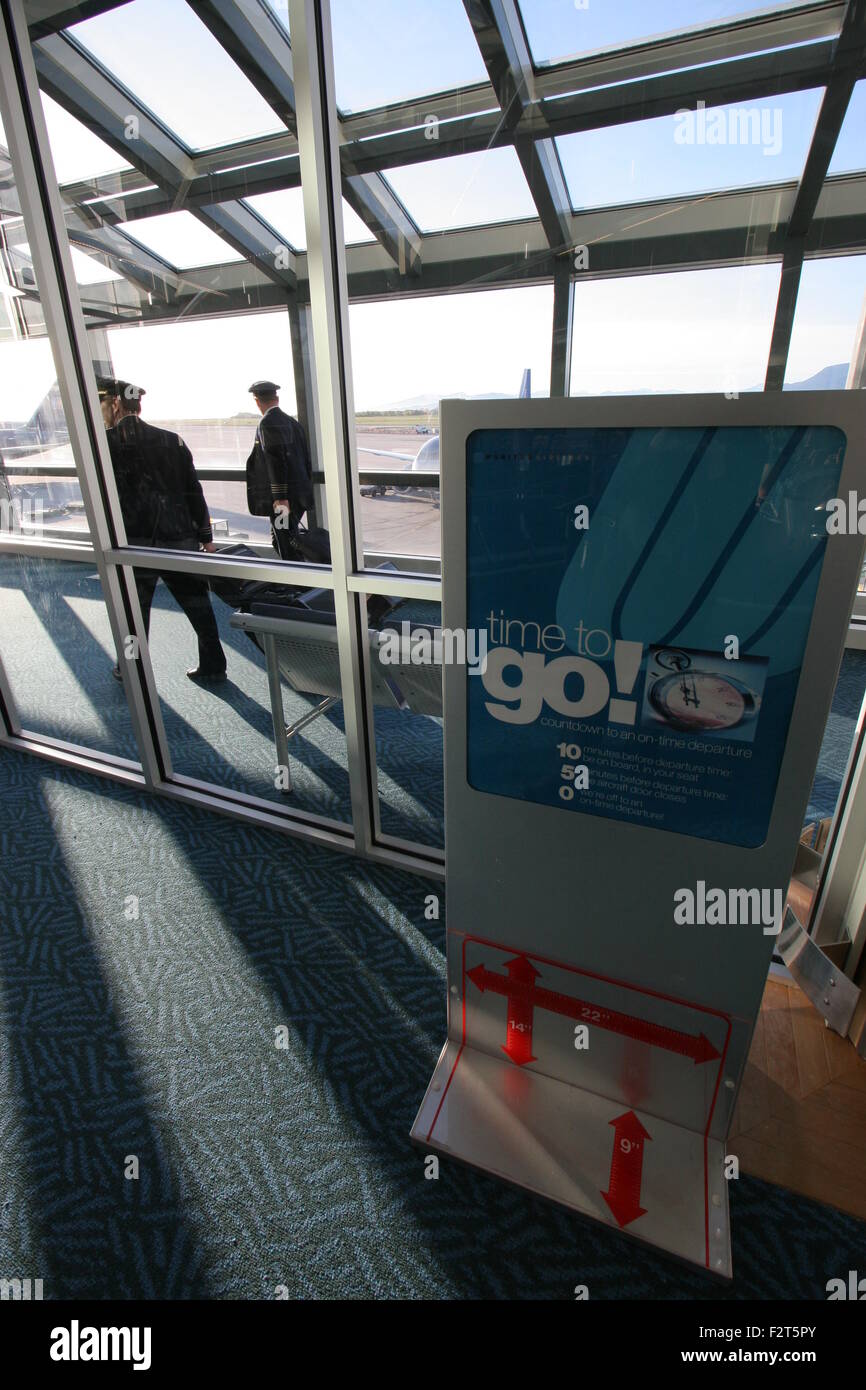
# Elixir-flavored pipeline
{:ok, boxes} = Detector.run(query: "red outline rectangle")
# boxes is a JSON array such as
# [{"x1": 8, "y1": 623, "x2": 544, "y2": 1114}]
[{"x1": 427, "y1": 933, "x2": 733, "y2": 1269}]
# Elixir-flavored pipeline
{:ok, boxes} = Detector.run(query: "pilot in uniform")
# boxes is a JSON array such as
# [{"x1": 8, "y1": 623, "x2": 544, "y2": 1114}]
[
  {"x1": 97, "y1": 376, "x2": 119, "y2": 430},
  {"x1": 103, "y1": 380, "x2": 227, "y2": 683},
  {"x1": 245, "y1": 380, "x2": 314, "y2": 561}
]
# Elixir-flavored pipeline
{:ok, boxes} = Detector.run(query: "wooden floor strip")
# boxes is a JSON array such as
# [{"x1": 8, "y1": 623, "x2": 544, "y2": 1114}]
[{"x1": 730, "y1": 978, "x2": 866, "y2": 1220}]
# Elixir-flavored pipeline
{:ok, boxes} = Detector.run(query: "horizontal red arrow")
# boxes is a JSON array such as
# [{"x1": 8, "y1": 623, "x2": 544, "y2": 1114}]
[
  {"x1": 602, "y1": 1110, "x2": 651, "y2": 1228},
  {"x1": 467, "y1": 960, "x2": 720, "y2": 1065}
]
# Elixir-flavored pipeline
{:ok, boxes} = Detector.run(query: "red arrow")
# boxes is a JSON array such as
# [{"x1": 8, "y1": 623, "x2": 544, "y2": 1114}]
[
  {"x1": 502, "y1": 956, "x2": 539, "y2": 1066},
  {"x1": 466, "y1": 960, "x2": 720, "y2": 1066},
  {"x1": 601, "y1": 1110, "x2": 651, "y2": 1228}
]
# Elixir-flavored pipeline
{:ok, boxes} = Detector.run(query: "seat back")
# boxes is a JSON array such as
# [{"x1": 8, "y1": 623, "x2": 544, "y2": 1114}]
[
  {"x1": 230, "y1": 611, "x2": 404, "y2": 708},
  {"x1": 374, "y1": 626, "x2": 443, "y2": 716}
]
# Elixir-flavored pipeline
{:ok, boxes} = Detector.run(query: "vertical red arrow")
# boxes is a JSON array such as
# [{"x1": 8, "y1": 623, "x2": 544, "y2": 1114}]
[
  {"x1": 501, "y1": 955, "x2": 539, "y2": 1066},
  {"x1": 601, "y1": 1110, "x2": 652, "y2": 1228}
]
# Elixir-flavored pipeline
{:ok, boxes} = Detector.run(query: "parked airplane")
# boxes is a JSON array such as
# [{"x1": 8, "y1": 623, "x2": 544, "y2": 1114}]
[
  {"x1": 358, "y1": 369, "x2": 531, "y2": 496},
  {"x1": 0, "y1": 381, "x2": 69, "y2": 462},
  {"x1": 0, "y1": 376, "x2": 75, "y2": 528}
]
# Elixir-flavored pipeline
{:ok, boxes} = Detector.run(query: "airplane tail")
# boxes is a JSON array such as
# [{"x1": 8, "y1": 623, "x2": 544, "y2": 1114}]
[{"x1": 519, "y1": 368, "x2": 531, "y2": 399}]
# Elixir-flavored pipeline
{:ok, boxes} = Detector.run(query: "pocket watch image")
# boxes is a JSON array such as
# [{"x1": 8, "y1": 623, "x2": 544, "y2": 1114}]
[{"x1": 647, "y1": 648, "x2": 761, "y2": 733}]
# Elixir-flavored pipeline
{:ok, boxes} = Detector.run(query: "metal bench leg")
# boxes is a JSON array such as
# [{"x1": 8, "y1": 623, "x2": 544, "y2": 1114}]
[
  {"x1": 287, "y1": 695, "x2": 340, "y2": 738},
  {"x1": 263, "y1": 634, "x2": 292, "y2": 794}
]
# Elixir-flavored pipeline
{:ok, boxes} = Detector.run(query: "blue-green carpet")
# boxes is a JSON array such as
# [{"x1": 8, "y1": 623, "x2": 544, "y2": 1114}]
[{"x1": 0, "y1": 746, "x2": 864, "y2": 1300}]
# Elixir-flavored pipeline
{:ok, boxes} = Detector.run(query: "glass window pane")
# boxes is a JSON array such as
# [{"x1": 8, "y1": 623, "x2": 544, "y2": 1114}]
[
  {"x1": 794, "y1": 649, "x2": 866, "y2": 934},
  {"x1": 569, "y1": 265, "x2": 781, "y2": 394},
  {"x1": 0, "y1": 334, "x2": 61, "y2": 428},
  {"x1": 384, "y1": 149, "x2": 536, "y2": 232},
  {"x1": 805, "y1": 652, "x2": 866, "y2": 844},
  {"x1": 41, "y1": 92, "x2": 132, "y2": 184},
  {"x1": 350, "y1": 284, "x2": 553, "y2": 564},
  {"x1": 0, "y1": 334, "x2": 87, "y2": 537},
  {"x1": 784, "y1": 255, "x2": 866, "y2": 389},
  {"x1": 18, "y1": 240, "x2": 123, "y2": 286},
  {"x1": 68, "y1": 247, "x2": 125, "y2": 286},
  {"x1": 145, "y1": 592, "x2": 355, "y2": 824},
  {"x1": 0, "y1": 130, "x2": 95, "y2": 544},
  {"x1": 365, "y1": 593, "x2": 443, "y2": 849},
  {"x1": 69, "y1": 0, "x2": 283, "y2": 150},
  {"x1": 244, "y1": 189, "x2": 375, "y2": 249},
  {"x1": 19, "y1": 0, "x2": 360, "y2": 831},
  {"x1": 27, "y1": 21, "x2": 327, "y2": 585},
  {"x1": 0, "y1": 554, "x2": 138, "y2": 759},
  {"x1": 105, "y1": 314, "x2": 298, "y2": 548},
  {"x1": 556, "y1": 90, "x2": 823, "y2": 209},
  {"x1": 828, "y1": 79, "x2": 866, "y2": 176},
  {"x1": 114, "y1": 212, "x2": 245, "y2": 269},
  {"x1": 266, "y1": 1, "x2": 290, "y2": 32},
  {"x1": 99, "y1": 312, "x2": 348, "y2": 821},
  {"x1": 520, "y1": 0, "x2": 822, "y2": 65},
  {"x1": 326, "y1": 0, "x2": 489, "y2": 113}
]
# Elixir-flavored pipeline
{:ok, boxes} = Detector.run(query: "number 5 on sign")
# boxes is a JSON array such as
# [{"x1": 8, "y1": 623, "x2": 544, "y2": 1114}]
[{"x1": 560, "y1": 764, "x2": 589, "y2": 799}]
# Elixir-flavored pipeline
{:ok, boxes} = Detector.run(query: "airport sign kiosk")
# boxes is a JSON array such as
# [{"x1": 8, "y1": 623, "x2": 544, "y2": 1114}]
[{"x1": 412, "y1": 392, "x2": 866, "y2": 1276}]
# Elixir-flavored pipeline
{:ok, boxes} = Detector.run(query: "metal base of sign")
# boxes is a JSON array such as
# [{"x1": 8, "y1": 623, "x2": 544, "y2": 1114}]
[
  {"x1": 411, "y1": 1040, "x2": 732, "y2": 1278},
  {"x1": 777, "y1": 907, "x2": 861, "y2": 1035}
]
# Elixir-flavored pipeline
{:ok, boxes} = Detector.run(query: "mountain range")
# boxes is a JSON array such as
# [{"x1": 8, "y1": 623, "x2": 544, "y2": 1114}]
[{"x1": 379, "y1": 364, "x2": 850, "y2": 411}]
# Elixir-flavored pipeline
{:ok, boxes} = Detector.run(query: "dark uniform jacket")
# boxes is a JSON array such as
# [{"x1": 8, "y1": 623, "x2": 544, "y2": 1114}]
[
  {"x1": 245, "y1": 406, "x2": 313, "y2": 519},
  {"x1": 107, "y1": 415, "x2": 212, "y2": 547}
]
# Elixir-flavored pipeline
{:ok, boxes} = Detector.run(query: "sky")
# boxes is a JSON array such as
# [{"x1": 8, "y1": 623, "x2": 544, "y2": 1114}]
[
  {"x1": 519, "y1": 0, "x2": 810, "y2": 65},
  {"x1": 0, "y1": 1, "x2": 863, "y2": 419},
  {"x1": 106, "y1": 314, "x2": 299, "y2": 420},
  {"x1": 556, "y1": 91, "x2": 823, "y2": 209},
  {"x1": 69, "y1": 0, "x2": 282, "y2": 151},
  {"x1": 103, "y1": 256, "x2": 866, "y2": 416},
  {"x1": 785, "y1": 255, "x2": 866, "y2": 382}
]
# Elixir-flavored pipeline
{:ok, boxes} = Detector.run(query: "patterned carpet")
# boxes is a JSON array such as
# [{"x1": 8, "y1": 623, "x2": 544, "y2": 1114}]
[
  {"x1": 1, "y1": 556, "x2": 866, "y2": 1298},
  {"x1": 0, "y1": 745, "x2": 865, "y2": 1300}
]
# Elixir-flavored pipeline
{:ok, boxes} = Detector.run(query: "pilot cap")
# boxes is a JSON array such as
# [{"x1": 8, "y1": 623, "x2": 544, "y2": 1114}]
[
  {"x1": 96, "y1": 376, "x2": 120, "y2": 399},
  {"x1": 116, "y1": 381, "x2": 146, "y2": 402},
  {"x1": 249, "y1": 380, "x2": 280, "y2": 395}
]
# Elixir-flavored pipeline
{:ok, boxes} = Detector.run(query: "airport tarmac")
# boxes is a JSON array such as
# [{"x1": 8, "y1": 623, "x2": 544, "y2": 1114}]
[{"x1": 4, "y1": 422, "x2": 441, "y2": 559}]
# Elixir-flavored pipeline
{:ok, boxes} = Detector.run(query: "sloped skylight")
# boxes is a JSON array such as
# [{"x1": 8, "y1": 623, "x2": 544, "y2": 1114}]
[
  {"x1": 556, "y1": 90, "x2": 823, "y2": 210},
  {"x1": 114, "y1": 212, "x2": 244, "y2": 269},
  {"x1": 384, "y1": 148, "x2": 536, "y2": 232},
  {"x1": 69, "y1": 0, "x2": 284, "y2": 150}
]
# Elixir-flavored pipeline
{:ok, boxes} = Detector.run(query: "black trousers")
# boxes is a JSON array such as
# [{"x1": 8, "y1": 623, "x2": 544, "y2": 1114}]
[{"x1": 133, "y1": 539, "x2": 226, "y2": 673}]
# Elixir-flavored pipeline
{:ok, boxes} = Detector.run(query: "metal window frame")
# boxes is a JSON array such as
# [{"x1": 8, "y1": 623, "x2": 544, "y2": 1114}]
[
  {"x1": 289, "y1": 0, "x2": 383, "y2": 859},
  {"x1": 0, "y1": 0, "x2": 444, "y2": 878},
  {"x1": 23, "y1": 0, "x2": 866, "y2": 309},
  {"x1": 2, "y1": 0, "x2": 866, "y2": 888},
  {"x1": 189, "y1": 0, "x2": 422, "y2": 275},
  {"x1": 0, "y1": 0, "x2": 170, "y2": 789},
  {"x1": 764, "y1": 0, "x2": 865, "y2": 388}
]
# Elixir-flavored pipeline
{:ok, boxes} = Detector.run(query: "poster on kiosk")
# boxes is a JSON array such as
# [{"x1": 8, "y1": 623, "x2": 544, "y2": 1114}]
[{"x1": 411, "y1": 392, "x2": 866, "y2": 1277}]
